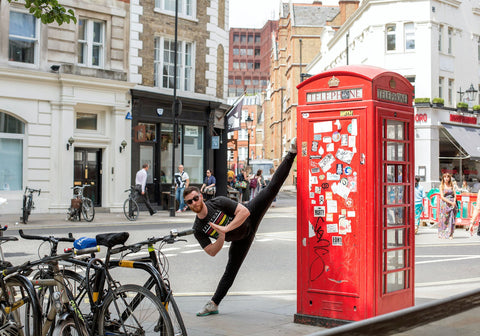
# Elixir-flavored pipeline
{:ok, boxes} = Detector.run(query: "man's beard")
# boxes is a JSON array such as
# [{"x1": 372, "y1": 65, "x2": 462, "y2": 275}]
[{"x1": 191, "y1": 201, "x2": 204, "y2": 213}]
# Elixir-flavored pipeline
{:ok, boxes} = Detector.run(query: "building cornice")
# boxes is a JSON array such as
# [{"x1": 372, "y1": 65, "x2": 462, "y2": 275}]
[{"x1": 435, "y1": 0, "x2": 461, "y2": 9}]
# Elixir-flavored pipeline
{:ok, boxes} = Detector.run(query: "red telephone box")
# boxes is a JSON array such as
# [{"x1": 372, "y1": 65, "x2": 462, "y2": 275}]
[{"x1": 295, "y1": 65, "x2": 415, "y2": 326}]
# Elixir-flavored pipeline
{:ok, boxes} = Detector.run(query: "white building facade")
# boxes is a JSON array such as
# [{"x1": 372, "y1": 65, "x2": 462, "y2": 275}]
[
  {"x1": 0, "y1": 0, "x2": 133, "y2": 214},
  {"x1": 307, "y1": 0, "x2": 480, "y2": 189}
]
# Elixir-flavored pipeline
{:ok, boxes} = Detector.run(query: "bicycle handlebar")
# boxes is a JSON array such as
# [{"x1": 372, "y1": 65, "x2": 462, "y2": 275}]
[
  {"x1": 19, "y1": 230, "x2": 75, "y2": 243},
  {"x1": 2, "y1": 252, "x2": 74, "y2": 276},
  {"x1": 25, "y1": 187, "x2": 41, "y2": 195},
  {"x1": 109, "y1": 229, "x2": 195, "y2": 256}
]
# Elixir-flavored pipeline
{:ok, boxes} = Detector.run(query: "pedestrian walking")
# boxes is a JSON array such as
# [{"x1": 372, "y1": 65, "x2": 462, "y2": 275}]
[
  {"x1": 414, "y1": 176, "x2": 426, "y2": 234},
  {"x1": 467, "y1": 189, "x2": 480, "y2": 236},
  {"x1": 183, "y1": 138, "x2": 297, "y2": 317},
  {"x1": 135, "y1": 163, "x2": 157, "y2": 216},
  {"x1": 438, "y1": 173, "x2": 457, "y2": 239},
  {"x1": 175, "y1": 164, "x2": 189, "y2": 212}
]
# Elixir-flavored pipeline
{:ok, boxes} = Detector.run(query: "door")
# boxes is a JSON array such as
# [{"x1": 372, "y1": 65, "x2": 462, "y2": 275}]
[{"x1": 74, "y1": 148, "x2": 102, "y2": 206}]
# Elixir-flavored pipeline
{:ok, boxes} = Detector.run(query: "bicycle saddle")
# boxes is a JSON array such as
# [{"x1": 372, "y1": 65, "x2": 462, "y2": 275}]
[{"x1": 95, "y1": 232, "x2": 129, "y2": 248}]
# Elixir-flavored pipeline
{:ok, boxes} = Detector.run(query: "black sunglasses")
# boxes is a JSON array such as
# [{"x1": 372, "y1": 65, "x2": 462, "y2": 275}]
[{"x1": 185, "y1": 195, "x2": 200, "y2": 205}]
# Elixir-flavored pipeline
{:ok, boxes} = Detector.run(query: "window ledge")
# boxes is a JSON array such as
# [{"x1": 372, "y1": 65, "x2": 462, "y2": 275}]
[
  {"x1": 153, "y1": 8, "x2": 198, "y2": 23},
  {"x1": 61, "y1": 64, "x2": 127, "y2": 81}
]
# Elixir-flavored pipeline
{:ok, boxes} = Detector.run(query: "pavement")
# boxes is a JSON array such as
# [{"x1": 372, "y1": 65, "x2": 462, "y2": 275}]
[{"x1": 1, "y1": 187, "x2": 480, "y2": 335}]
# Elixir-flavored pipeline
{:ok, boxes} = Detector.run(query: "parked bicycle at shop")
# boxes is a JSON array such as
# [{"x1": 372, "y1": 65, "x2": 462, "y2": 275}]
[
  {"x1": 123, "y1": 186, "x2": 140, "y2": 221},
  {"x1": 67, "y1": 185, "x2": 95, "y2": 222},
  {"x1": 21, "y1": 186, "x2": 41, "y2": 224}
]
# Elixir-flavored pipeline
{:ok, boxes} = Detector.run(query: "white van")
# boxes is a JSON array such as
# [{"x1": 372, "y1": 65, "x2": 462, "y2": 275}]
[{"x1": 249, "y1": 159, "x2": 275, "y2": 182}]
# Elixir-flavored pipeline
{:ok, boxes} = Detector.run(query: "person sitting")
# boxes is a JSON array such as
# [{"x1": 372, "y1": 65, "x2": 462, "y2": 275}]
[{"x1": 200, "y1": 169, "x2": 216, "y2": 200}]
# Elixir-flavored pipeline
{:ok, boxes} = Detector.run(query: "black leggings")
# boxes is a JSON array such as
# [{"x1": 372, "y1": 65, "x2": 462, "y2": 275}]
[{"x1": 211, "y1": 151, "x2": 296, "y2": 305}]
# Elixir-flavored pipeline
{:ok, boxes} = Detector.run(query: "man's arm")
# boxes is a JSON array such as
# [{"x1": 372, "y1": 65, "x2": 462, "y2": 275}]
[
  {"x1": 203, "y1": 231, "x2": 225, "y2": 257},
  {"x1": 209, "y1": 202, "x2": 250, "y2": 234}
]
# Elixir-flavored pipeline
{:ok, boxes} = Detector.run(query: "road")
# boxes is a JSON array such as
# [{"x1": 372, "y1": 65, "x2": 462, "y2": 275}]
[{"x1": 2, "y1": 191, "x2": 480, "y2": 305}]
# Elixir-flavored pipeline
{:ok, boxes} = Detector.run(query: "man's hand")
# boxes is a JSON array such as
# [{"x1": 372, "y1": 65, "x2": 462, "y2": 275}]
[{"x1": 209, "y1": 222, "x2": 228, "y2": 234}]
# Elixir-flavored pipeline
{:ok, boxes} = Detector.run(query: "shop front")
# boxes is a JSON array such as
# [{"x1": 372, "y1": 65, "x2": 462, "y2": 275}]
[
  {"x1": 130, "y1": 89, "x2": 229, "y2": 210},
  {"x1": 415, "y1": 106, "x2": 480, "y2": 191}
]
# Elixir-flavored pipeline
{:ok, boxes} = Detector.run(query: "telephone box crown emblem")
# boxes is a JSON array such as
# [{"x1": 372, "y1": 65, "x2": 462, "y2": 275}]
[
  {"x1": 389, "y1": 78, "x2": 396, "y2": 89},
  {"x1": 328, "y1": 76, "x2": 340, "y2": 87}
]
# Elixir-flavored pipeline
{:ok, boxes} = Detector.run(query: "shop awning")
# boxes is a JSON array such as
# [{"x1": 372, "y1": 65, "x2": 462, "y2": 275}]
[{"x1": 442, "y1": 123, "x2": 480, "y2": 160}]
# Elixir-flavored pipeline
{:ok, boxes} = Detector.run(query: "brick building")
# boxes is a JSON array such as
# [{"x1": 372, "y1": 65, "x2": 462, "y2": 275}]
[
  {"x1": 129, "y1": 0, "x2": 231, "y2": 206},
  {"x1": 265, "y1": 0, "x2": 359, "y2": 183}
]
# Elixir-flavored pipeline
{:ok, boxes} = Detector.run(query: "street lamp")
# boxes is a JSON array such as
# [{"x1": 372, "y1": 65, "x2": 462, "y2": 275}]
[
  {"x1": 245, "y1": 114, "x2": 253, "y2": 167},
  {"x1": 466, "y1": 83, "x2": 478, "y2": 102},
  {"x1": 458, "y1": 83, "x2": 478, "y2": 103}
]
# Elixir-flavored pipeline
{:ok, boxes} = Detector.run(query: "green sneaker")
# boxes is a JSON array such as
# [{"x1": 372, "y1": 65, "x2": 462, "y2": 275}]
[{"x1": 196, "y1": 300, "x2": 219, "y2": 316}]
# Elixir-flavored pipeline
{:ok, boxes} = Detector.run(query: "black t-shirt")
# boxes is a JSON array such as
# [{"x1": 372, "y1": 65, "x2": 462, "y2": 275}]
[{"x1": 193, "y1": 196, "x2": 250, "y2": 249}]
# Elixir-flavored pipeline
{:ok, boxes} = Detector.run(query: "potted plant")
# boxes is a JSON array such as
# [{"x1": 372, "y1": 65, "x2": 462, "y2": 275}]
[
  {"x1": 473, "y1": 105, "x2": 480, "y2": 112},
  {"x1": 414, "y1": 98, "x2": 431, "y2": 107},
  {"x1": 432, "y1": 98, "x2": 444, "y2": 107},
  {"x1": 457, "y1": 102, "x2": 468, "y2": 112}
]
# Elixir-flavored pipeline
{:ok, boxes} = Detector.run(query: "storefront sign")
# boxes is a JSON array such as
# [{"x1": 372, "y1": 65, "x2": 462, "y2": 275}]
[
  {"x1": 376, "y1": 89, "x2": 408, "y2": 104},
  {"x1": 414, "y1": 113, "x2": 428, "y2": 123},
  {"x1": 449, "y1": 114, "x2": 477, "y2": 125},
  {"x1": 306, "y1": 88, "x2": 363, "y2": 103}
]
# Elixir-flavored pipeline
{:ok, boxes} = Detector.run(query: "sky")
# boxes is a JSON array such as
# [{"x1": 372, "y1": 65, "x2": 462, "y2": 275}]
[{"x1": 229, "y1": 0, "x2": 340, "y2": 29}]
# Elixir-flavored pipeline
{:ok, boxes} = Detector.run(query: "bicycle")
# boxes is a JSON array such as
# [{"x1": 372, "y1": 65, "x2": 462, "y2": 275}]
[
  {"x1": 123, "y1": 186, "x2": 139, "y2": 221},
  {"x1": 18, "y1": 230, "x2": 173, "y2": 335},
  {"x1": 67, "y1": 185, "x2": 95, "y2": 222},
  {"x1": 108, "y1": 228, "x2": 195, "y2": 336},
  {"x1": 21, "y1": 187, "x2": 41, "y2": 224}
]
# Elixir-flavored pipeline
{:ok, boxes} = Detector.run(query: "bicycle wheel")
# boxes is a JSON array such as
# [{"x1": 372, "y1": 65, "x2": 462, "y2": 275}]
[
  {"x1": 98, "y1": 284, "x2": 173, "y2": 336},
  {"x1": 123, "y1": 198, "x2": 139, "y2": 221},
  {"x1": 52, "y1": 317, "x2": 88, "y2": 336},
  {"x1": 81, "y1": 198, "x2": 95, "y2": 222},
  {"x1": 22, "y1": 196, "x2": 30, "y2": 224},
  {"x1": 0, "y1": 275, "x2": 42, "y2": 336},
  {"x1": 162, "y1": 293, "x2": 187, "y2": 336}
]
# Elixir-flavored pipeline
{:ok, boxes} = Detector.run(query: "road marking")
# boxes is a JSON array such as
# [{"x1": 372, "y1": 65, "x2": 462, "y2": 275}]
[
  {"x1": 416, "y1": 277, "x2": 480, "y2": 287},
  {"x1": 415, "y1": 255, "x2": 480, "y2": 265}
]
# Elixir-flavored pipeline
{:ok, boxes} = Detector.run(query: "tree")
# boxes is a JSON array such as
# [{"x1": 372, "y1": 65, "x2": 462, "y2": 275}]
[{"x1": 8, "y1": 0, "x2": 76, "y2": 25}]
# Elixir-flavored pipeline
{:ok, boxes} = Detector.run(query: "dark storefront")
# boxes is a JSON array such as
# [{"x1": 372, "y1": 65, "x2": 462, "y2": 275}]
[{"x1": 130, "y1": 89, "x2": 229, "y2": 210}]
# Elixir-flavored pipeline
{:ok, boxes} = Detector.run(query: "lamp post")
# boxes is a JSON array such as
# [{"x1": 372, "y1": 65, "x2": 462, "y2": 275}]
[
  {"x1": 169, "y1": 0, "x2": 179, "y2": 217},
  {"x1": 466, "y1": 83, "x2": 478, "y2": 103},
  {"x1": 245, "y1": 114, "x2": 253, "y2": 167}
]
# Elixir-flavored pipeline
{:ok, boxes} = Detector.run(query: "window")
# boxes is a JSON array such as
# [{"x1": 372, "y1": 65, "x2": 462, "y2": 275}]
[
  {"x1": 247, "y1": 48, "x2": 253, "y2": 56},
  {"x1": 238, "y1": 147, "x2": 247, "y2": 161},
  {"x1": 154, "y1": 37, "x2": 194, "y2": 91},
  {"x1": 233, "y1": 62, "x2": 239, "y2": 69},
  {"x1": 404, "y1": 23, "x2": 415, "y2": 50},
  {"x1": 255, "y1": 48, "x2": 260, "y2": 56},
  {"x1": 252, "y1": 79, "x2": 259, "y2": 86},
  {"x1": 9, "y1": 11, "x2": 38, "y2": 64},
  {"x1": 248, "y1": 35, "x2": 254, "y2": 43},
  {"x1": 247, "y1": 62, "x2": 253, "y2": 69},
  {"x1": 448, "y1": 79, "x2": 454, "y2": 105},
  {"x1": 241, "y1": 110, "x2": 249, "y2": 122},
  {"x1": 447, "y1": 27, "x2": 453, "y2": 54},
  {"x1": 439, "y1": 77, "x2": 444, "y2": 99},
  {"x1": 233, "y1": 48, "x2": 239, "y2": 55},
  {"x1": 240, "y1": 34, "x2": 246, "y2": 43},
  {"x1": 478, "y1": 38, "x2": 480, "y2": 61},
  {"x1": 254, "y1": 62, "x2": 260, "y2": 69},
  {"x1": 0, "y1": 112, "x2": 24, "y2": 191},
  {"x1": 255, "y1": 34, "x2": 260, "y2": 43},
  {"x1": 235, "y1": 79, "x2": 241, "y2": 85},
  {"x1": 233, "y1": 34, "x2": 239, "y2": 42},
  {"x1": 238, "y1": 129, "x2": 248, "y2": 141},
  {"x1": 78, "y1": 19, "x2": 105, "y2": 67},
  {"x1": 386, "y1": 25, "x2": 396, "y2": 51},
  {"x1": 240, "y1": 48, "x2": 246, "y2": 55},
  {"x1": 76, "y1": 113, "x2": 98, "y2": 130},
  {"x1": 155, "y1": 0, "x2": 194, "y2": 17},
  {"x1": 438, "y1": 25, "x2": 443, "y2": 52},
  {"x1": 228, "y1": 78, "x2": 233, "y2": 85},
  {"x1": 240, "y1": 62, "x2": 246, "y2": 69},
  {"x1": 244, "y1": 79, "x2": 251, "y2": 85}
]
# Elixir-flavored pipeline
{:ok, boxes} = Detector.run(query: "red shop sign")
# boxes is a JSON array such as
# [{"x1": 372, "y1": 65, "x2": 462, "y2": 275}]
[{"x1": 449, "y1": 114, "x2": 477, "y2": 125}]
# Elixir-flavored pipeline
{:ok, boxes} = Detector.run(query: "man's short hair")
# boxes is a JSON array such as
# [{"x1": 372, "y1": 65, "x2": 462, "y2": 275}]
[
  {"x1": 184, "y1": 186, "x2": 200, "y2": 198},
  {"x1": 142, "y1": 163, "x2": 149, "y2": 169}
]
